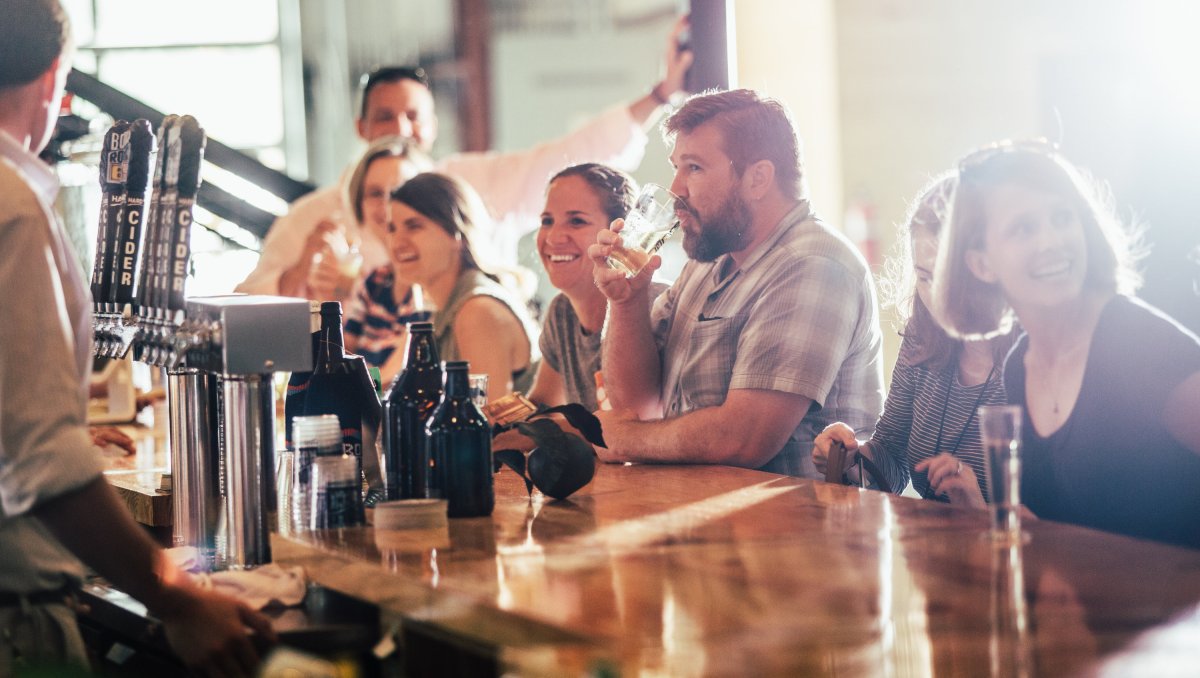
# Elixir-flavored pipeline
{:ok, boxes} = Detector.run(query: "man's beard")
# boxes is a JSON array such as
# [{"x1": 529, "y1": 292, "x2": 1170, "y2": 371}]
[{"x1": 680, "y1": 191, "x2": 753, "y2": 262}]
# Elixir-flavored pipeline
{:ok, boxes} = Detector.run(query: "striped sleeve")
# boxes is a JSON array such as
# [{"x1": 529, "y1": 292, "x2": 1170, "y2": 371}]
[{"x1": 869, "y1": 352, "x2": 919, "y2": 494}]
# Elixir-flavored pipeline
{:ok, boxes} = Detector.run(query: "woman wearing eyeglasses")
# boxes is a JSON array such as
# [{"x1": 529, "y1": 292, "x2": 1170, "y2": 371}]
[
  {"x1": 812, "y1": 175, "x2": 1014, "y2": 503},
  {"x1": 933, "y1": 142, "x2": 1200, "y2": 549},
  {"x1": 341, "y1": 137, "x2": 432, "y2": 376}
]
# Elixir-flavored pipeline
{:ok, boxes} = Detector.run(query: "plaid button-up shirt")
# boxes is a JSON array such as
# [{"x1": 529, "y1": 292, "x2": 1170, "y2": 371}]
[{"x1": 651, "y1": 201, "x2": 885, "y2": 477}]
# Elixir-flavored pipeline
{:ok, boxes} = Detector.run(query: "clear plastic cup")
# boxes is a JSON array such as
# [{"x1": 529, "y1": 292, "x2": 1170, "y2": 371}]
[
  {"x1": 292, "y1": 414, "x2": 342, "y2": 531},
  {"x1": 310, "y1": 454, "x2": 364, "y2": 530}
]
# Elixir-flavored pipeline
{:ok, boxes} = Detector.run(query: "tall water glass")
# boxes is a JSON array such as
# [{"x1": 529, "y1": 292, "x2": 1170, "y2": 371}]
[
  {"x1": 989, "y1": 540, "x2": 1032, "y2": 677},
  {"x1": 980, "y1": 405, "x2": 1023, "y2": 544},
  {"x1": 275, "y1": 449, "x2": 296, "y2": 536},
  {"x1": 606, "y1": 183, "x2": 680, "y2": 277}
]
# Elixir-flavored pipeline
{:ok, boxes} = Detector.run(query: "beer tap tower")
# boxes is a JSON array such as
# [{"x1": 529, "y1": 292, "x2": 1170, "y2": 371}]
[{"x1": 90, "y1": 116, "x2": 309, "y2": 570}]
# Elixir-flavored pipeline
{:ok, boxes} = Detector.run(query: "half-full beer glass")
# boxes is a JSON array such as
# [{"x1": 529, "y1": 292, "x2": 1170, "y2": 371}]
[
  {"x1": 980, "y1": 405, "x2": 1023, "y2": 544},
  {"x1": 607, "y1": 183, "x2": 680, "y2": 277}
]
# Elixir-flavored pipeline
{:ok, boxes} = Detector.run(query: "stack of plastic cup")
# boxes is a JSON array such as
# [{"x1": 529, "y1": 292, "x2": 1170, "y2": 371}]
[
  {"x1": 310, "y1": 455, "x2": 363, "y2": 529},
  {"x1": 291, "y1": 414, "x2": 342, "y2": 532}
]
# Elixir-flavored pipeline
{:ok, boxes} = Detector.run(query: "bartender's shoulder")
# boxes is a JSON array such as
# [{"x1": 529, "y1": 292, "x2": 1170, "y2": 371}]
[{"x1": 0, "y1": 160, "x2": 44, "y2": 222}]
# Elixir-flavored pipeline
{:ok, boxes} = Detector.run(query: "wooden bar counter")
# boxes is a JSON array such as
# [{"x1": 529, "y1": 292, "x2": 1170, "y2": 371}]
[{"x1": 276, "y1": 464, "x2": 1200, "y2": 676}]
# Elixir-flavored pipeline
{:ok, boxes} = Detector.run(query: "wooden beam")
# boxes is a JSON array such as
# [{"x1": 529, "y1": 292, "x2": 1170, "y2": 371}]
[{"x1": 454, "y1": 0, "x2": 492, "y2": 152}]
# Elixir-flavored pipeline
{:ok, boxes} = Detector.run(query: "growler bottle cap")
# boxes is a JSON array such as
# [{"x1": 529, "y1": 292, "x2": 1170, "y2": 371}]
[
  {"x1": 320, "y1": 301, "x2": 343, "y2": 315},
  {"x1": 442, "y1": 360, "x2": 469, "y2": 371},
  {"x1": 409, "y1": 321, "x2": 434, "y2": 332}
]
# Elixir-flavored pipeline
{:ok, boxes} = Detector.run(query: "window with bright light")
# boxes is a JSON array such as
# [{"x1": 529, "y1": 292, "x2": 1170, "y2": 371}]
[{"x1": 60, "y1": 0, "x2": 287, "y2": 295}]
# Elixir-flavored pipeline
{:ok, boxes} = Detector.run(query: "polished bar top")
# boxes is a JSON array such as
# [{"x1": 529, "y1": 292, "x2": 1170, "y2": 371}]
[{"x1": 274, "y1": 463, "x2": 1200, "y2": 676}]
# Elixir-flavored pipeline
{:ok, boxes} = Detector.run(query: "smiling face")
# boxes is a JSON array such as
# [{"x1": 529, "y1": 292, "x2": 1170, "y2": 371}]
[
  {"x1": 667, "y1": 123, "x2": 752, "y2": 261},
  {"x1": 360, "y1": 155, "x2": 419, "y2": 242},
  {"x1": 966, "y1": 182, "x2": 1088, "y2": 312},
  {"x1": 538, "y1": 175, "x2": 609, "y2": 295},
  {"x1": 387, "y1": 200, "x2": 460, "y2": 287}
]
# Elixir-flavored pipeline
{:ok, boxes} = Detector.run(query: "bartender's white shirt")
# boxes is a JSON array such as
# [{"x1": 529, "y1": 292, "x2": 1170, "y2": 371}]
[{"x1": 0, "y1": 130, "x2": 104, "y2": 593}]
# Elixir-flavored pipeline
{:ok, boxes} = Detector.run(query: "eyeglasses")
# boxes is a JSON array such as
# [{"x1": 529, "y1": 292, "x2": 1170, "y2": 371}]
[{"x1": 957, "y1": 138, "x2": 1060, "y2": 175}]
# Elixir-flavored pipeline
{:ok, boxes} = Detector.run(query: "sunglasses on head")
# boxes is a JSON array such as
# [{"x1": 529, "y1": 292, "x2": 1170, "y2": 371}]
[{"x1": 957, "y1": 138, "x2": 1060, "y2": 176}]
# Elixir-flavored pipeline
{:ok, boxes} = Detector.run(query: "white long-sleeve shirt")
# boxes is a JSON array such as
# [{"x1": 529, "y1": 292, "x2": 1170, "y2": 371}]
[
  {"x1": 236, "y1": 103, "x2": 648, "y2": 295},
  {"x1": 0, "y1": 130, "x2": 104, "y2": 593}
]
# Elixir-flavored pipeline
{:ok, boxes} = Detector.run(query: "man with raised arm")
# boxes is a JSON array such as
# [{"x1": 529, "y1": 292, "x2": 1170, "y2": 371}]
[
  {"x1": 589, "y1": 89, "x2": 885, "y2": 477},
  {"x1": 239, "y1": 20, "x2": 693, "y2": 301}
]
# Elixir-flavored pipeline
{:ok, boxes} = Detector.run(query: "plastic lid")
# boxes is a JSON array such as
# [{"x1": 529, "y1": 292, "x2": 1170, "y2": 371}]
[
  {"x1": 292, "y1": 414, "x2": 342, "y2": 450},
  {"x1": 373, "y1": 498, "x2": 448, "y2": 531}
]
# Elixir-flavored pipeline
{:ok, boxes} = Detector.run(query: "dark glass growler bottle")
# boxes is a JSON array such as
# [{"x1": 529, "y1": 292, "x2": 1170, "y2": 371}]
[
  {"x1": 299, "y1": 302, "x2": 383, "y2": 509},
  {"x1": 381, "y1": 322, "x2": 442, "y2": 500},
  {"x1": 425, "y1": 361, "x2": 493, "y2": 518}
]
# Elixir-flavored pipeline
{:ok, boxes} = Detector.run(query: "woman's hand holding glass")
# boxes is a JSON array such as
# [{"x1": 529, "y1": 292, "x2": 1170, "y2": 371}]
[{"x1": 307, "y1": 214, "x2": 363, "y2": 301}]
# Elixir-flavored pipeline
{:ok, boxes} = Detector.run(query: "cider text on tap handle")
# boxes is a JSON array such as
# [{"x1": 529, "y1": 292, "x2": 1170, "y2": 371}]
[
  {"x1": 136, "y1": 114, "x2": 177, "y2": 316},
  {"x1": 167, "y1": 116, "x2": 206, "y2": 312},
  {"x1": 111, "y1": 119, "x2": 155, "y2": 307},
  {"x1": 151, "y1": 120, "x2": 181, "y2": 312}
]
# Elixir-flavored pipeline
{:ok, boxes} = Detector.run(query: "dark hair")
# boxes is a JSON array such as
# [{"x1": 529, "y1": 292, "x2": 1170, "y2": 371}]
[
  {"x1": 344, "y1": 135, "x2": 431, "y2": 225},
  {"x1": 934, "y1": 143, "x2": 1142, "y2": 339},
  {"x1": 663, "y1": 89, "x2": 805, "y2": 199},
  {"x1": 0, "y1": 0, "x2": 70, "y2": 88},
  {"x1": 358, "y1": 66, "x2": 430, "y2": 119},
  {"x1": 548, "y1": 163, "x2": 637, "y2": 223},
  {"x1": 390, "y1": 172, "x2": 490, "y2": 272}
]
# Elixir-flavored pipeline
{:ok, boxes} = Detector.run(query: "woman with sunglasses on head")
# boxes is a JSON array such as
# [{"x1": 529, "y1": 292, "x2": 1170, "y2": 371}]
[
  {"x1": 385, "y1": 172, "x2": 538, "y2": 400},
  {"x1": 812, "y1": 175, "x2": 1015, "y2": 503},
  {"x1": 933, "y1": 141, "x2": 1200, "y2": 549},
  {"x1": 340, "y1": 137, "x2": 432, "y2": 373}
]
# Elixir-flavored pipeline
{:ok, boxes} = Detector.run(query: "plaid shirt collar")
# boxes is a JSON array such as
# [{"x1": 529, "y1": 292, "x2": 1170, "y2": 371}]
[{"x1": 706, "y1": 199, "x2": 813, "y2": 293}]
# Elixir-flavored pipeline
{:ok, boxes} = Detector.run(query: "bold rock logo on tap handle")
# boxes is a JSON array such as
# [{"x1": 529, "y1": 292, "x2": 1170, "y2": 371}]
[{"x1": 92, "y1": 120, "x2": 131, "y2": 306}]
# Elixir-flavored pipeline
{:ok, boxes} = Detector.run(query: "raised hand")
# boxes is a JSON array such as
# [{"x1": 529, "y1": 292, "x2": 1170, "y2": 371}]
[{"x1": 660, "y1": 15, "x2": 695, "y2": 98}]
